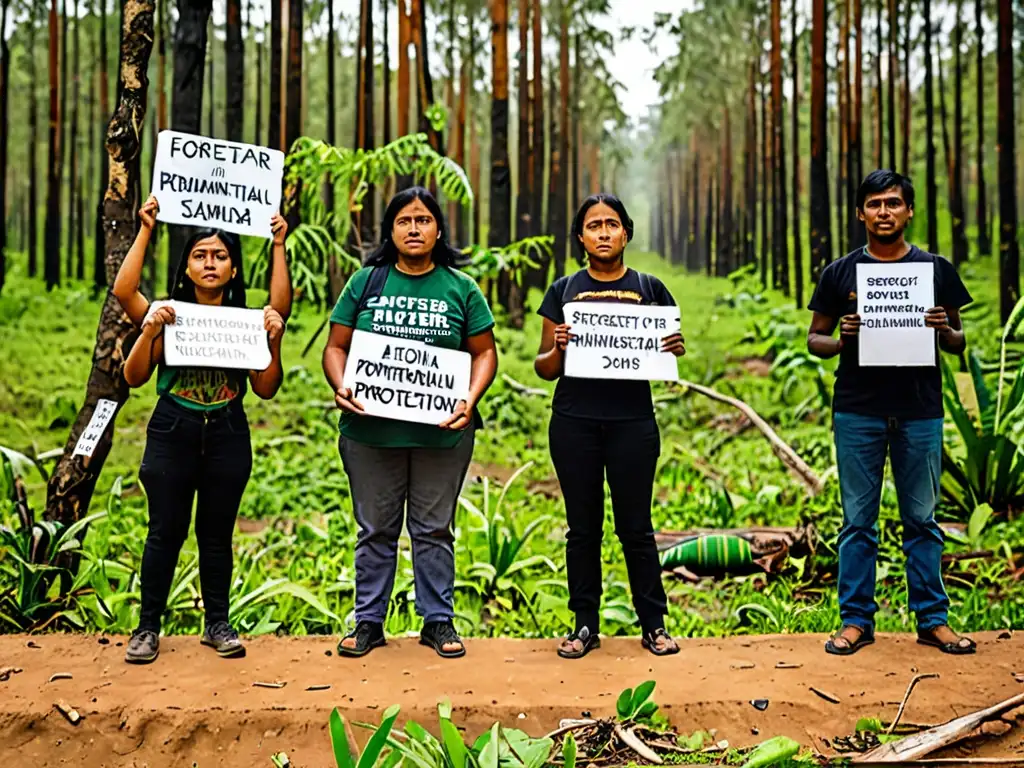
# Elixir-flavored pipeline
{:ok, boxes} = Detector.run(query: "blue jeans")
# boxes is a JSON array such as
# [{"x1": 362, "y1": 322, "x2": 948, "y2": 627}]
[{"x1": 833, "y1": 412, "x2": 949, "y2": 631}]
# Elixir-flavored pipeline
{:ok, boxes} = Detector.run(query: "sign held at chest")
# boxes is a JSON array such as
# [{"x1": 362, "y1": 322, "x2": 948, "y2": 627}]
[
  {"x1": 343, "y1": 330, "x2": 471, "y2": 425},
  {"x1": 856, "y1": 263, "x2": 935, "y2": 367},
  {"x1": 151, "y1": 131, "x2": 284, "y2": 238},
  {"x1": 148, "y1": 300, "x2": 272, "y2": 371},
  {"x1": 563, "y1": 302, "x2": 681, "y2": 381}
]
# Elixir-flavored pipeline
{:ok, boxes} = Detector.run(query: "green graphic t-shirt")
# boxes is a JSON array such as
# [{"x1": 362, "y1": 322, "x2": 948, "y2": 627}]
[
  {"x1": 329, "y1": 264, "x2": 495, "y2": 448},
  {"x1": 156, "y1": 365, "x2": 245, "y2": 411}
]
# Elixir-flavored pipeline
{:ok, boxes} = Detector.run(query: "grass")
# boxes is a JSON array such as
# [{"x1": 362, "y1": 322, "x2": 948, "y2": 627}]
[{"x1": 1, "y1": 249, "x2": 1022, "y2": 639}]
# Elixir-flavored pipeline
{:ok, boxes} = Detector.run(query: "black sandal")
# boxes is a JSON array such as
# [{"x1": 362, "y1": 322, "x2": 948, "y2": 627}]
[
  {"x1": 917, "y1": 626, "x2": 977, "y2": 655},
  {"x1": 337, "y1": 620, "x2": 385, "y2": 658},
  {"x1": 825, "y1": 624, "x2": 875, "y2": 656},
  {"x1": 557, "y1": 626, "x2": 600, "y2": 659},
  {"x1": 420, "y1": 620, "x2": 466, "y2": 659},
  {"x1": 642, "y1": 628, "x2": 680, "y2": 656}
]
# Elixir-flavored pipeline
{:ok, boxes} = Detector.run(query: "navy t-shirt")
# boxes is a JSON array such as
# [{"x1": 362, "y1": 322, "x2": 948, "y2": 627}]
[
  {"x1": 538, "y1": 268, "x2": 675, "y2": 421},
  {"x1": 808, "y1": 246, "x2": 973, "y2": 419}
]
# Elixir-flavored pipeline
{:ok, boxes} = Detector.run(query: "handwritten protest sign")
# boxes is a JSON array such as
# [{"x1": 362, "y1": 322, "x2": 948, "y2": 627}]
[
  {"x1": 148, "y1": 300, "x2": 271, "y2": 371},
  {"x1": 72, "y1": 399, "x2": 119, "y2": 458},
  {"x1": 563, "y1": 302, "x2": 681, "y2": 381},
  {"x1": 343, "y1": 330, "x2": 471, "y2": 425},
  {"x1": 857, "y1": 262, "x2": 935, "y2": 367},
  {"x1": 151, "y1": 131, "x2": 284, "y2": 238}
]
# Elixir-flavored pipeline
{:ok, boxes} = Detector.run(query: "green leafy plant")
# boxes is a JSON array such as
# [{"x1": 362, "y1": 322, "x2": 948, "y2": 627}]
[
  {"x1": 330, "y1": 704, "x2": 401, "y2": 768},
  {"x1": 462, "y1": 236, "x2": 552, "y2": 290},
  {"x1": 615, "y1": 680, "x2": 659, "y2": 724}
]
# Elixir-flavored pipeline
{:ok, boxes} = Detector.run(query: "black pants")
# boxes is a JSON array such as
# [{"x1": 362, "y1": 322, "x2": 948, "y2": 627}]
[
  {"x1": 137, "y1": 397, "x2": 252, "y2": 632},
  {"x1": 549, "y1": 412, "x2": 667, "y2": 635}
]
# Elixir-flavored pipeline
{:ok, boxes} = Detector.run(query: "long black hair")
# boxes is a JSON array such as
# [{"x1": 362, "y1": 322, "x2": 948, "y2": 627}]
[
  {"x1": 169, "y1": 228, "x2": 247, "y2": 308},
  {"x1": 366, "y1": 186, "x2": 463, "y2": 268},
  {"x1": 569, "y1": 193, "x2": 635, "y2": 263}
]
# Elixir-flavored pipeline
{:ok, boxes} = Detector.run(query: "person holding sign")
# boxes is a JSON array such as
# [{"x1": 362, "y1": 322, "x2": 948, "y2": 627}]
[
  {"x1": 112, "y1": 195, "x2": 292, "y2": 664},
  {"x1": 322, "y1": 187, "x2": 497, "y2": 659},
  {"x1": 534, "y1": 193, "x2": 685, "y2": 659},
  {"x1": 806, "y1": 170, "x2": 975, "y2": 656}
]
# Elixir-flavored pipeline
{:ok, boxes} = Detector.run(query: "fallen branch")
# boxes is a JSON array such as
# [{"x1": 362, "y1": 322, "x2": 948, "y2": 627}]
[
  {"x1": 501, "y1": 373, "x2": 548, "y2": 397},
  {"x1": 678, "y1": 379, "x2": 825, "y2": 495},
  {"x1": 543, "y1": 719, "x2": 597, "y2": 740},
  {"x1": 855, "y1": 692, "x2": 1024, "y2": 763},
  {"x1": 301, "y1": 316, "x2": 329, "y2": 358},
  {"x1": 613, "y1": 724, "x2": 663, "y2": 765},
  {"x1": 886, "y1": 674, "x2": 940, "y2": 734}
]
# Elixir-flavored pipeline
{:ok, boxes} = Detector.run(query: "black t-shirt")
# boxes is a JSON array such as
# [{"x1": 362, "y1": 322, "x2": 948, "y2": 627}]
[
  {"x1": 807, "y1": 245, "x2": 973, "y2": 419},
  {"x1": 538, "y1": 268, "x2": 676, "y2": 421}
]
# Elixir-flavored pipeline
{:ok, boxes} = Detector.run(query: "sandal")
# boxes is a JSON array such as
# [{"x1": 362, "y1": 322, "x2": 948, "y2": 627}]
[
  {"x1": 337, "y1": 620, "x2": 386, "y2": 658},
  {"x1": 917, "y1": 626, "x2": 977, "y2": 655},
  {"x1": 557, "y1": 626, "x2": 600, "y2": 659},
  {"x1": 420, "y1": 620, "x2": 466, "y2": 659},
  {"x1": 642, "y1": 628, "x2": 680, "y2": 657},
  {"x1": 825, "y1": 624, "x2": 875, "y2": 656}
]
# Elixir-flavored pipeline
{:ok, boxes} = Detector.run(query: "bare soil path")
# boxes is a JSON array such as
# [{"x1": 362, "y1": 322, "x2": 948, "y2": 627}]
[{"x1": 1, "y1": 631, "x2": 1022, "y2": 767}]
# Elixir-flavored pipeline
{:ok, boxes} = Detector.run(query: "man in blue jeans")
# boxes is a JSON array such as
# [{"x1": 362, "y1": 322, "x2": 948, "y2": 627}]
[{"x1": 807, "y1": 170, "x2": 976, "y2": 656}]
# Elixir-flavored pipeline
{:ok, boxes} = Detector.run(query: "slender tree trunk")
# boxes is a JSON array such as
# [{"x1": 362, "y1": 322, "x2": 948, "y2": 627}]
[
  {"x1": 285, "y1": 0, "x2": 301, "y2": 149},
  {"x1": 168, "y1": 0, "x2": 212, "y2": 292},
  {"x1": 691, "y1": 137, "x2": 701, "y2": 271},
  {"x1": 225, "y1": 0, "x2": 243, "y2": 142},
  {"x1": 760, "y1": 65, "x2": 769, "y2": 287},
  {"x1": 60, "y1": 0, "x2": 69, "y2": 278},
  {"x1": 996, "y1": 0, "x2": 1018, "y2": 322},
  {"x1": 45, "y1": 0, "x2": 155, "y2": 535},
  {"x1": 93, "y1": 0, "x2": 109, "y2": 290},
  {"x1": 746, "y1": 60, "x2": 758, "y2": 268},
  {"x1": 886, "y1": 0, "x2": 897, "y2": 168},
  {"x1": 837, "y1": 0, "x2": 848, "y2": 257},
  {"x1": 0, "y1": 0, "x2": 8, "y2": 293},
  {"x1": 901, "y1": 0, "x2": 911, "y2": 177},
  {"x1": 412, "y1": 0, "x2": 442, "y2": 153},
  {"x1": 157, "y1": 0, "x2": 167, "y2": 130},
  {"x1": 874, "y1": 0, "x2": 883, "y2": 169},
  {"x1": 950, "y1": 0, "x2": 966, "y2": 267},
  {"x1": 254, "y1": 5, "x2": 263, "y2": 145},
  {"x1": 206, "y1": 16, "x2": 214, "y2": 137},
  {"x1": 68, "y1": 0, "x2": 81, "y2": 279},
  {"x1": 571, "y1": 32, "x2": 581, "y2": 211},
  {"x1": 531, "y1": 0, "x2": 543, "y2": 249},
  {"x1": 974, "y1": 0, "x2": 990, "y2": 255},
  {"x1": 45, "y1": 0, "x2": 62, "y2": 289},
  {"x1": 791, "y1": 0, "x2": 804, "y2": 307},
  {"x1": 268, "y1": 0, "x2": 281, "y2": 150},
  {"x1": 454, "y1": 3, "x2": 467, "y2": 242},
  {"x1": 548, "y1": 59, "x2": 564, "y2": 276},
  {"x1": 353, "y1": 0, "x2": 373, "y2": 233},
  {"x1": 811, "y1": 0, "x2": 832, "y2": 281},
  {"x1": 704, "y1": 171, "x2": 714, "y2": 275},
  {"x1": 849, "y1": 0, "x2": 863, "y2": 249},
  {"x1": 491, "y1": 0, "x2": 517, "y2": 322},
  {"x1": 381, "y1": 0, "x2": 390, "y2": 147},
  {"x1": 771, "y1": 0, "x2": 789, "y2": 295},
  {"x1": 29, "y1": 1, "x2": 40, "y2": 279},
  {"x1": 515, "y1": 0, "x2": 529, "y2": 240},
  {"x1": 469, "y1": 10, "x2": 480, "y2": 242},
  {"x1": 923, "y1": 0, "x2": 938, "y2": 253},
  {"x1": 720, "y1": 108, "x2": 733, "y2": 277},
  {"x1": 397, "y1": 0, "x2": 410, "y2": 139}
]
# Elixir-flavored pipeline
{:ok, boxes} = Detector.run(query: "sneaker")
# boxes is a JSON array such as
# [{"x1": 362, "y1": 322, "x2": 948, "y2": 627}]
[
  {"x1": 125, "y1": 629, "x2": 160, "y2": 664},
  {"x1": 200, "y1": 620, "x2": 246, "y2": 658},
  {"x1": 419, "y1": 620, "x2": 466, "y2": 658},
  {"x1": 337, "y1": 620, "x2": 386, "y2": 658}
]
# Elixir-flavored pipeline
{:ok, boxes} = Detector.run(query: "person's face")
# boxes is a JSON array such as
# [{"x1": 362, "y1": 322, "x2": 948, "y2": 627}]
[
  {"x1": 858, "y1": 185, "x2": 913, "y2": 243},
  {"x1": 185, "y1": 234, "x2": 235, "y2": 290},
  {"x1": 579, "y1": 202, "x2": 628, "y2": 263},
  {"x1": 392, "y1": 198, "x2": 439, "y2": 259}
]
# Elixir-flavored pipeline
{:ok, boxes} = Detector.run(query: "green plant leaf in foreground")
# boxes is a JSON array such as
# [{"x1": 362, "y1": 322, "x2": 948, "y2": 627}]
[
  {"x1": 740, "y1": 735, "x2": 801, "y2": 768},
  {"x1": 329, "y1": 708, "x2": 356, "y2": 768}
]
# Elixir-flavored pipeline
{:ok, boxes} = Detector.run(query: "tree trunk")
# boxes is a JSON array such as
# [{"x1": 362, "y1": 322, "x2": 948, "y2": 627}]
[
  {"x1": 29, "y1": 0, "x2": 40, "y2": 279},
  {"x1": 491, "y1": 0, "x2": 517, "y2": 323},
  {"x1": 254, "y1": 3, "x2": 262, "y2": 145},
  {"x1": 68, "y1": 0, "x2": 81, "y2": 280},
  {"x1": 454, "y1": 1, "x2": 467, "y2": 242},
  {"x1": 848, "y1": 0, "x2": 862, "y2": 250},
  {"x1": 760, "y1": 63, "x2": 769, "y2": 287},
  {"x1": 548, "y1": 2, "x2": 566, "y2": 277},
  {"x1": 996, "y1": 0, "x2": 1018, "y2": 323},
  {"x1": 157, "y1": 0, "x2": 167, "y2": 130},
  {"x1": 168, "y1": 0, "x2": 211, "y2": 292},
  {"x1": 974, "y1": 0, "x2": 990, "y2": 255},
  {"x1": 44, "y1": 0, "x2": 155, "y2": 535},
  {"x1": 93, "y1": 0, "x2": 109, "y2": 290},
  {"x1": 45, "y1": 0, "x2": 62, "y2": 290},
  {"x1": 746, "y1": 60, "x2": 758, "y2": 268},
  {"x1": 60, "y1": 0, "x2": 69, "y2": 279},
  {"x1": 720, "y1": 109, "x2": 733, "y2": 277},
  {"x1": 950, "y1": 0, "x2": 966, "y2": 267},
  {"x1": 873, "y1": 0, "x2": 882, "y2": 169},
  {"x1": 326, "y1": 0, "x2": 334, "y2": 144},
  {"x1": 531, "y1": 0, "x2": 543, "y2": 248},
  {"x1": 0, "y1": 0, "x2": 8, "y2": 294},
  {"x1": 412, "y1": 0, "x2": 442, "y2": 153},
  {"x1": 771, "y1": 0, "x2": 789, "y2": 295},
  {"x1": 397, "y1": 0, "x2": 410, "y2": 139},
  {"x1": 206, "y1": 16, "x2": 214, "y2": 137},
  {"x1": 515, "y1": 0, "x2": 529, "y2": 240},
  {"x1": 791, "y1": 0, "x2": 804, "y2": 308},
  {"x1": 901, "y1": 0, "x2": 911, "y2": 174},
  {"x1": 284, "y1": 0, "x2": 301, "y2": 148},
  {"x1": 381, "y1": 0, "x2": 390, "y2": 148},
  {"x1": 571, "y1": 32, "x2": 581, "y2": 211},
  {"x1": 225, "y1": 0, "x2": 244, "y2": 142},
  {"x1": 353, "y1": 0, "x2": 373, "y2": 238},
  {"x1": 837, "y1": 0, "x2": 848, "y2": 257},
  {"x1": 691, "y1": 138, "x2": 701, "y2": 272},
  {"x1": 810, "y1": 0, "x2": 832, "y2": 281},
  {"x1": 268, "y1": 0, "x2": 281, "y2": 150},
  {"x1": 886, "y1": 0, "x2": 897, "y2": 168},
  {"x1": 923, "y1": 0, "x2": 938, "y2": 253}
]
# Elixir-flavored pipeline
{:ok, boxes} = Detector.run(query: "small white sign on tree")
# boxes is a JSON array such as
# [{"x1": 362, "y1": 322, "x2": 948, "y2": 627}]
[
  {"x1": 151, "y1": 130, "x2": 284, "y2": 238},
  {"x1": 563, "y1": 302, "x2": 681, "y2": 381},
  {"x1": 343, "y1": 330, "x2": 471, "y2": 425},
  {"x1": 149, "y1": 300, "x2": 271, "y2": 371},
  {"x1": 856, "y1": 262, "x2": 935, "y2": 367}
]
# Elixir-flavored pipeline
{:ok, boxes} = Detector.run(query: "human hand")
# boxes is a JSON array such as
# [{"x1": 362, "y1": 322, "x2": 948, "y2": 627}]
[
  {"x1": 924, "y1": 306, "x2": 951, "y2": 335},
  {"x1": 661, "y1": 332, "x2": 686, "y2": 357},
  {"x1": 334, "y1": 387, "x2": 365, "y2": 415},
  {"x1": 139, "y1": 195, "x2": 159, "y2": 231},
  {"x1": 839, "y1": 313, "x2": 862, "y2": 336},
  {"x1": 263, "y1": 305, "x2": 285, "y2": 342},
  {"x1": 271, "y1": 213, "x2": 288, "y2": 246},
  {"x1": 553, "y1": 324, "x2": 575, "y2": 351},
  {"x1": 142, "y1": 304, "x2": 175, "y2": 336},
  {"x1": 438, "y1": 400, "x2": 473, "y2": 430}
]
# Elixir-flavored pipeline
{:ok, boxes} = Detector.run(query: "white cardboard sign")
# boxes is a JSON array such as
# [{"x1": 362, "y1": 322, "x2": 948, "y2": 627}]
[
  {"x1": 563, "y1": 302, "x2": 681, "y2": 381},
  {"x1": 149, "y1": 300, "x2": 271, "y2": 371},
  {"x1": 150, "y1": 130, "x2": 284, "y2": 238},
  {"x1": 343, "y1": 330, "x2": 471, "y2": 425},
  {"x1": 856, "y1": 262, "x2": 935, "y2": 367},
  {"x1": 72, "y1": 399, "x2": 119, "y2": 458}
]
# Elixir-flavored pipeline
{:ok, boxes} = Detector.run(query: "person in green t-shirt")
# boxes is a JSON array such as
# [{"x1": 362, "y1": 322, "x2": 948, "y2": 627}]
[
  {"x1": 112, "y1": 195, "x2": 292, "y2": 666},
  {"x1": 323, "y1": 187, "x2": 498, "y2": 659}
]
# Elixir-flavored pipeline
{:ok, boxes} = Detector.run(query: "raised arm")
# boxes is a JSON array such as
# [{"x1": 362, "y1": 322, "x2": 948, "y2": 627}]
[
  {"x1": 113, "y1": 195, "x2": 159, "y2": 326},
  {"x1": 123, "y1": 304, "x2": 175, "y2": 387},
  {"x1": 534, "y1": 317, "x2": 573, "y2": 381},
  {"x1": 268, "y1": 214, "x2": 293, "y2": 321}
]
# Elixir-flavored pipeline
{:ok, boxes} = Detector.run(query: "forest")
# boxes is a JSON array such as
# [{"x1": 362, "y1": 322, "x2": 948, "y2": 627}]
[{"x1": 2, "y1": 0, "x2": 1024, "y2": 765}]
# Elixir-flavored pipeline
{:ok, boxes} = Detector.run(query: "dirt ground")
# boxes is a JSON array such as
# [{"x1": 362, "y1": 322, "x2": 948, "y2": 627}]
[{"x1": 1, "y1": 631, "x2": 1022, "y2": 767}]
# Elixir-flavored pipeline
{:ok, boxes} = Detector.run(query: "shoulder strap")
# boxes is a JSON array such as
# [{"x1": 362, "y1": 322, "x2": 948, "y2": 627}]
[
  {"x1": 356, "y1": 265, "x2": 390, "y2": 314},
  {"x1": 637, "y1": 271, "x2": 655, "y2": 304}
]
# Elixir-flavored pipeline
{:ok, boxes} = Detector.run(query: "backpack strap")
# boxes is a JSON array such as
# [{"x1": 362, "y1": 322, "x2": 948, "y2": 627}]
[{"x1": 355, "y1": 264, "x2": 391, "y2": 315}]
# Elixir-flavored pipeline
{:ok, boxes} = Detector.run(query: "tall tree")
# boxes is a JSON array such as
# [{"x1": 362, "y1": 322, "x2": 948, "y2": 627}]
[
  {"x1": 225, "y1": 0, "x2": 244, "y2": 142},
  {"x1": 381, "y1": 0, "x2": 390, "y2": 148},
  {"x1": 45, "y1": 0, "x2": 156, "y2": 532},
  {"x1": 0, "y1": 0, "x2": 9, "y2": 293},
  {"x1": 770, "y1": 0, "x2": 789, "y2": 294},
  {"x1": 974, "y1": 0, "x2": 990, "y2": 255},
  {"x1": 745, "y1": 61, "x2": 758, "y2": 268},
  {"x1": 490, "y1": 0, "x2": 511, "y2": 243},
  {"x1": 515, "y1": 0, "x2": 529, "y2": 240},
  {"x1": 93, "y1": 0, "x2": 109, "y2": 290},
  {"x1": 157, "y1": 0, "x2": 167, "y2": 130},
  {"x1": 996, "y1": 0, "x2": 1018, "y2": 322},
  {"x1": 168, "y1": 0, "x2": 212, "y2": 291},
  {"x1": 837, "y1": 0, "x2": 848, "y2": 257},
  {"x1": 548, "y1": 60, "x2": 564, "y2": 276},
  {"x1": 206, "y1": 15, "x2": 214, "y2": 137},
  {"x1": 923, "y1": 0, "x2": 938, "y2": 253},
  {"x1": 719, "y1": 108, "x2": 733, "y2": 276},
  {"x1": 356, "y1": 0, "x2": 373, "y2": 223},
  {"x1": 556, "y1": 0, "x2": 570, "y2": 274},
  {"x1": 454, "y1": 0, "x2": 468, "y2": 240},
  {"x1": 950, "y1": 0, "x2": 966, "y2": 267},
  {"x1": 268, "y1": 0, "x2": 281, "y2": 150},
  {"x1": 900, "y1": 0, "x2": 911, "y2": 173},
  {"x1": 886, "y1": 0, "x2": 897, "y2": 168},
  {"x1": 68, "y1": 0, "x2": 81, "y2": 279},
  {"x1": 254, "y1": 1, "x2": 262, "y2": 145},
  {"x1": 28, "y1": 0, "x2": 41, "y2": 278},
  {"x1": 849, "y1": 0, "x2": 863, "y2": 249},
  {"x1": 531, "y1": 0, "x2": 543, "y2": 245},
  {"x1": 60, "y1": 0, "x2": 69, "y2": 277},
  {"x1": 45, "y1": 0, "x2": 62, "y2": 289},
  {"x1": 873, "y1": 0, "x2": 882, "y2": 169},
  {"x1": 397, "y1": 0, "x2": 410, "y2": 140},
  {"x1": 791, "y1": 0, "x2": 803, "y2": 307},
  {"x1": 760, "y1": 65, "x2": 769, "y2": 286},
  {"x1": 810, "y1": 0, "x2": 832, "y2": 281},
  {"x1": 285, "y1": 0, "x2": 301, "y2": 148}
]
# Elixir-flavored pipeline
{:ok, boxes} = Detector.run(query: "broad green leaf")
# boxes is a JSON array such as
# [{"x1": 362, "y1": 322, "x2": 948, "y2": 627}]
[
  {"x1": 968, "y1": 503, "x2": 995, "y2": 544},
  {"x1": 330, "y1": 708, "x2": 356, "y2": 768},
  {"x1": 630, "y1": 680, "x2": 657, "y2": 713},
  {"x1": 856, "y1": 717, "x2": 883, "y2": 733},
  {"x1": 562, "y1": 732, "x2": 577, "y2": 768},
  {"x1": 616, "y1": 687, "x2": 634, "y2": 719},
  {"x1": 356, "y1": 703, "x2": 400, "y2": 768},
  {"x1": 740, "y1": 735, "x2": 800, "y2": 768},
  {"x1": 477, "y1": 724, "x2": 500, "y2": 768}
]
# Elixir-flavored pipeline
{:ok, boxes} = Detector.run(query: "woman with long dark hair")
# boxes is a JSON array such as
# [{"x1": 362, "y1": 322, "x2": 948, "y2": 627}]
[
  {"x1": 112, "y1": 195, "x2": 292, "y2": 664},
  {"x1": 322, "y1": 186, "x2": 498, "y2": 659},
  {"x1": 535, "y1": 193, "x2": 685, "y2": 659}
]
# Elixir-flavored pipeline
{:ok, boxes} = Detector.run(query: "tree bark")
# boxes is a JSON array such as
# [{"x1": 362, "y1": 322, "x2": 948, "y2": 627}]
[
  {"x1": 268, "y1": 0, "x2": 281, "y2": 150},
  {"x1": 849, "y1": 0, "x2": 862, "y2": 250},
  {"x1": 746, "y1": 60, "x2": 758, "y2": 268},
  {"x1": 93, "y1": 0, "x2": 110, "y2": 290},
  {"x1": 548, "y1": 60, "x2": 563, "y2": 275},
  {"x1": 923, "y1": 0, "x2": 938, "y2": 254},
  {"x1": 719, "y1": 111, "x2": 733, "y2": 276},
  {"x1": 791, "y1": 0, "x2": 804, "y2": 308},
  {"x1": 167, "y1": 0, "x2": 211, "y2": 292},
  {"x1": 555, "y1": 0, "x2": 569, "y2": 272},
  {"x1": 515, "y1": 0, "x2": 529, "y2": 240},
  {"x1": 974, "y1": 0, "x2": 990, "y2": 255},
  {"x1": 381, "y1": 0, "x2": 390, "y2": 148},
  {"x1": 44, "y1": 0, "x2": 155, "y2": 534},
  {"x1": 837, "y1": 0, "x2": 848, "y2": 257},
  {"x1": 886, "y1": 0, "x2": 897, "y2": 168},
  {"x1": 29, "y1": 0, "x2": 41, "y2": 279},
  {"x1": 0, "y1": 0, "x2": 8, "y2": 294},
  {"x1": 491, "y1": 0, "x2": 517, "y2": 324},
  {"x1": 454, "y1": 1, "x2": 467, "y2": 242},
  {"x1": 45, "y1": 0, "x2": 62, "y2": 290},
  {"x1": 760, "y1": 62, "x2": 769, "y2": 287},
  {"x1": 254, "y1": 3, "x2": 263, "y2": 145},
  {"x1": 412, "y1": 0, "x2": 442, "y2": 153},
  {"x1": 571, "y1": 32, "x2": 581, "y2": 211},
  {"x1": 60, "y1": 0, "x2": 69, "y2": 279},
  {"x1": 873, "y1": 0, "x2": 883, "y2": 170},
  {"x1": 950, "y1": 0, "x2": 966, "y2": 268},
  {"x1": 531, "y1": 0, "x2": 543, "y2": 248},
  {"x1": 810, "y1": 0, "x2": 832, "y2": 281},
  {"x1": 996, "y1": 0, "x2": 1018, "y2": 323},
  {"x1": 397, "y1": 0, "x2": 410, "y2": 139},
  {"x1": 206, "y1": 16, "x2": 214, "y2": 137},
  {"x1": 901, "y1": 0, "x2": 911, "y2": 174},
  {"x1": 770, "y1": 0, "x2": 789, "y2": 295},
  {"x1": 68, "y1": 0, "x2": 81, "y2": 279},
  {"x1": 225, "y1": 0, "x2": 244, "y2": 142},
  {"x1": 157, "y1": 0, "x2": 167, "y2": 130}
]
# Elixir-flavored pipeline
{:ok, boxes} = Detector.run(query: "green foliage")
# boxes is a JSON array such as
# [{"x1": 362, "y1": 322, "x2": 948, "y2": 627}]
[
  {"x1": 615, "y1": 680, "x2": 659, "y2": 724},
  {"x1": 739, "y1": 736, "x2": 800, "y2": 768},
  {"x1": 462, "y1": 236, "x2": 552, "y2": 288}
]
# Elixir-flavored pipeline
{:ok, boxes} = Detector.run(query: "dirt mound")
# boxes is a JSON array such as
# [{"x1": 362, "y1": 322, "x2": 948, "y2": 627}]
[{"x1": 1, "y1": 632, "x2": 1021, "y2": 767}]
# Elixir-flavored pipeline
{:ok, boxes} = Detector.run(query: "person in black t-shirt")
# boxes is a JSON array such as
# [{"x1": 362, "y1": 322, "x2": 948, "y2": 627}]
[
  {"x1": 535, "y1": 193, "x2": 685, "y2": 659},
  {"x1": 807, "y1": 170, "x2": 976, "y2": 656}
]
